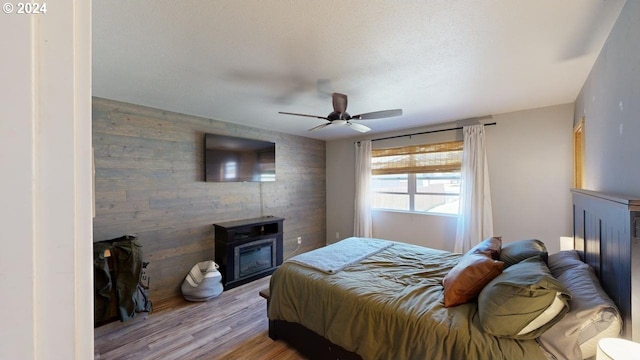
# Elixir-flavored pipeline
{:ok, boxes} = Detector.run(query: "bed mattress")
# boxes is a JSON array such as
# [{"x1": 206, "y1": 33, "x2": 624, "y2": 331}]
[{"x1": 268, "y1": 241, "x2": 546, "y2": 360}]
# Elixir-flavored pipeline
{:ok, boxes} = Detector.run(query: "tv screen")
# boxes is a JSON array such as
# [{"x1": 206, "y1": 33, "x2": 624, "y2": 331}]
[{"x1": 204, "y1": 133, "x2": 275, "y2": 182}]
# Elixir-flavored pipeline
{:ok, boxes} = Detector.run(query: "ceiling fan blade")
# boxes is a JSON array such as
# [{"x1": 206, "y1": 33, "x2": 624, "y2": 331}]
[
  {"x1": 346, "y1": 122, "x2": 371, "y2": 133},
  {"x1": 308, "y1": 122, "x2": 332, "y2": 132},
  {"x1": 279, "y1": 111, "x2": 328, "y2": 120},
  {"x1": 332, "y1": 93, "x2": 348, "y2": 114},
  {"x1": 352, "y1": 109, "x2": 403, "y2": 120}
]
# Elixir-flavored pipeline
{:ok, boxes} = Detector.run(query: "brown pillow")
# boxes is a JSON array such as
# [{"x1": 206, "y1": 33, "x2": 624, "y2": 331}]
[
  {"x1": 467, "y1": 236, "x2": 502, "y2": 259},
  {"x1": 442, "y1": 252, "x2": 504, "y2": 307}
]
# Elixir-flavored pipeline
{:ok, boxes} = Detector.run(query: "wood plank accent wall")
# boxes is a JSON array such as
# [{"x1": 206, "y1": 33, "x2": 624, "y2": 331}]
[{"x1": 93, "y1": 97, "x2": 326, "y2": 303}]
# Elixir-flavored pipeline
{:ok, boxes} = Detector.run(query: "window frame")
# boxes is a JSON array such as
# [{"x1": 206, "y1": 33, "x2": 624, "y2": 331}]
[
  {"x1": 370, "y1": 140, "x2": 463, "y2": 216},
  {"x1": 371, "y1": 172, "x2": 461, "y2": 215},
  {"x1": 573, "y1": 117, "x2": 585, "y2": 189}
]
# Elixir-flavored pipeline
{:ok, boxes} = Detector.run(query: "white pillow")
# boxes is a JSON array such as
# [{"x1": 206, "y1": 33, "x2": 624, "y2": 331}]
[{"x1": 518, "y1": 292, "x2": 566, "y2": 335}]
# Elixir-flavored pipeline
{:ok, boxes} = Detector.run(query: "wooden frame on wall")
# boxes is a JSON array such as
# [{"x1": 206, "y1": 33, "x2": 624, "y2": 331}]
[{"x1": 573, "y1": 117, "x2": 585, "y2": 189}]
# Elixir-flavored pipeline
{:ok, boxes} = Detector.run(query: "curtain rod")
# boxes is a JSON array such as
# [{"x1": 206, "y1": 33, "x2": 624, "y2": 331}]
[{"x1": 366, "y1": 122, "x2": 497, "y2": 143}]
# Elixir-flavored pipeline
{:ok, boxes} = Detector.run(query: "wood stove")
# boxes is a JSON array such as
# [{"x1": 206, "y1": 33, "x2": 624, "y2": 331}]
[{"x1": 214, "y1": 216, "x2": 284, "y2": 290}]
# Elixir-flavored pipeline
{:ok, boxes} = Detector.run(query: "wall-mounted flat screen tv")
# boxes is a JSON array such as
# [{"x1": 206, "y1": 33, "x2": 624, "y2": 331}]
[{"x1": 204, "y1": 133, "x2": 276, "y2": 182}]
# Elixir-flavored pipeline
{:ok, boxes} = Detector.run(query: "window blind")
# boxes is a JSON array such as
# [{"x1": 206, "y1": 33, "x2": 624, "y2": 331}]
[{"x1": 371, "y1": 140, "x2": 463, "y2": 175}]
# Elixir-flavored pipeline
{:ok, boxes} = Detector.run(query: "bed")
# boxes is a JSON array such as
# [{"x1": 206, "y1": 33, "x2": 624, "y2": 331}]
[{"x1": 266, "y1": 189, "x2": 639, "y2": 359}]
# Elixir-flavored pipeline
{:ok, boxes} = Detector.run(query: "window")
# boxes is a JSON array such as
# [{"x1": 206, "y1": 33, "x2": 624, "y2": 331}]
[{"x1": 371, "y1": 141, "x2": 462, "y2": 215}]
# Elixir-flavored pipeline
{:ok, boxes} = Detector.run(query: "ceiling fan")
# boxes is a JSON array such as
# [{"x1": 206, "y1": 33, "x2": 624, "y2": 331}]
[{"x1": 278, "y1": 93, "x2": 403, "y2": 133}]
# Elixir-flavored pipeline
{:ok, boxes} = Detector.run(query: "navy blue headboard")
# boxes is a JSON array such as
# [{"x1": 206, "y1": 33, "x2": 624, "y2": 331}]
[{"x1": 572, "y1": 188, "x2": 640, "y2": 341}]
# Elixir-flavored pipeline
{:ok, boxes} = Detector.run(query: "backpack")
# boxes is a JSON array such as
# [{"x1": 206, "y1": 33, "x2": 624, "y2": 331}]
[{"x1": 135, "y1": 261, "x2": 153, "y2": 313}]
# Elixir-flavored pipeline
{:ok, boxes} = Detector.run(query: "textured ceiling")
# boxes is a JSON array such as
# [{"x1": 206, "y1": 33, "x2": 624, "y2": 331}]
[{"x1": 92, "y1": 0, "x2": 625, "y2": 140}]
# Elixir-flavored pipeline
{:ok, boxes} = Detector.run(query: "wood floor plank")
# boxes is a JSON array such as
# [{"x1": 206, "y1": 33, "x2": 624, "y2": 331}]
[{"x1": 94, "y1": 276, "x2": 305, "y2": 360}]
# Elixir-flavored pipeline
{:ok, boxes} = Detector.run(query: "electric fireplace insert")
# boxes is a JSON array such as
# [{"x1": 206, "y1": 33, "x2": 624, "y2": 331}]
[{"x1": 214, "y1": 216, "x2": 284, "y2": 290}]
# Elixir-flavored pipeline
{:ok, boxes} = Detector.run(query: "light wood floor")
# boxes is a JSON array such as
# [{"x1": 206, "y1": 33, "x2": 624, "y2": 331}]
[{"x1": 94, "y1": 276, "x2": 305, "y2": 360}]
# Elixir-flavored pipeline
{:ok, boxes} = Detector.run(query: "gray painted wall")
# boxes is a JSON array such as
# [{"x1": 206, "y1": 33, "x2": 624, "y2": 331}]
[
  {"x1": 574, "y1": 0, "x2": 640, "y2": 196},
  {"x1": 488, "y1": 104, "x2": 574, "y2": 254},
  {"x1": 326, "y1": 103, "x2": 574, "y2": 254}
]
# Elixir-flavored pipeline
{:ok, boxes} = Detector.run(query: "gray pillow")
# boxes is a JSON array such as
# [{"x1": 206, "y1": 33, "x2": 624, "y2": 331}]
[
  {"x1": 538, "y1": 260, "x2": 622, "y2": 359},
  {"x1": 477, "y1": 257, "x2": 570, "y2": 339},
  {"x1": 547, "y1": 250, "x2": 584, "y2": 277},
  {"x1": 467, "y1": 236, "x2": 502, "y2": 260},
  {"x1": 499, "y1": 239, "x2": 548, "y2": 268}
]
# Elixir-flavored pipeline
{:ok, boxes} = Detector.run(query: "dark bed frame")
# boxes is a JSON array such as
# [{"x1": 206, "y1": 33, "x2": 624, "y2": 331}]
[
  {"x1": 572, "y1": 188, "x2": 640, "y2": 341},
  {"x1": 268, "y1": 189, "x2": 640, "y2": 358}
]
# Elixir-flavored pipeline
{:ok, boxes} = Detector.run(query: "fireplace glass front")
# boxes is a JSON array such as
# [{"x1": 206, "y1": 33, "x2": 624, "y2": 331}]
[{"x1": 234, "y1": 237, "x2": 277, "y2": 279}]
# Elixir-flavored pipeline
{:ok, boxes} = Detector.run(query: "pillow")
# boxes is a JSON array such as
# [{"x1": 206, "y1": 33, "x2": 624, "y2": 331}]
[
  {"x1": 477, "y1": 257, "x2": 570, "y2": 339},
  {"x1": 517, "y1": 292, "x2": 567, "y2": 335},
  {"x1": 538, "y1": 262, "x2": 622, "y2": 360},
  {"x1": 467, "y1": 236, "x2": 502, "y2": 260},
  {"x1": 499, "y1": 239, "x2": 548, "y2": 267},
  {"x1": 547, "y1": 250, "x2": 583, "y2": 278},
  {"x1": 442, "y1": 252, "x2": 504, "y2": 307}
]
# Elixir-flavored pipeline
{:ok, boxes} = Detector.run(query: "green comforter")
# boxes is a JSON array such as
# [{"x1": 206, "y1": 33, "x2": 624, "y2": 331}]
[{"x1": 268, "y1": 241, "x2": 546, "y2": 360}]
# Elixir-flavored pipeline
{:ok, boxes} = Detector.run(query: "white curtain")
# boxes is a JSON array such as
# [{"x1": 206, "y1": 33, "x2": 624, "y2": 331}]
[
  {"x1": 354, "y1": 140, "x2": 372, "y2": 237},
  {"x1": 454, "y1": 125, "x2": 494, "y2": 253}
]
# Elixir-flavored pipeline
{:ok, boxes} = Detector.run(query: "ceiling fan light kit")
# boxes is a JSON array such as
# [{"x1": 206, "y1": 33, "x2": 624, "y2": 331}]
[{"x1": 278, "y1": 93, "x2": 403, "y2": 133}]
